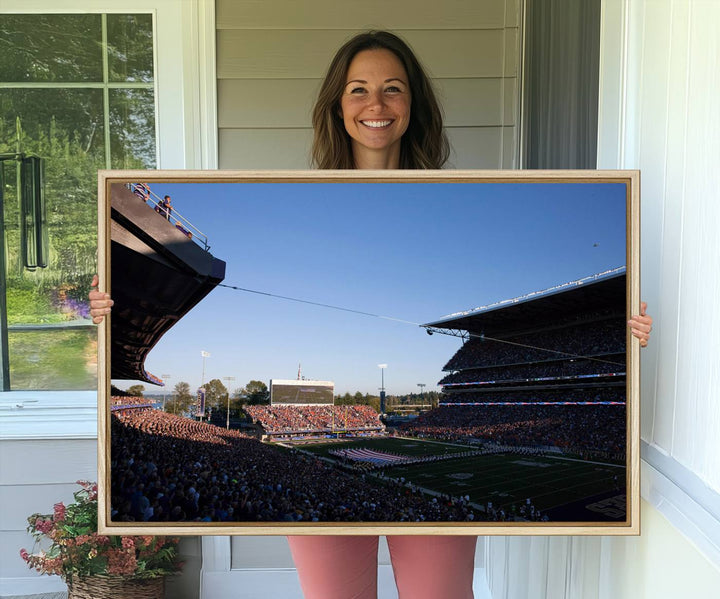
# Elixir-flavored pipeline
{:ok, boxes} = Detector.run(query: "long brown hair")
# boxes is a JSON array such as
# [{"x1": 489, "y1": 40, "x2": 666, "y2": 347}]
[{"x1": 311, "y1": 31, "x2": 449, "y2": 169}]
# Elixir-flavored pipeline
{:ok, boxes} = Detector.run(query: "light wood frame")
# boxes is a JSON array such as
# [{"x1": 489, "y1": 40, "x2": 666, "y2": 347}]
[{"x1": 97, "y1": 169, "x2": 640, "y2": 536}]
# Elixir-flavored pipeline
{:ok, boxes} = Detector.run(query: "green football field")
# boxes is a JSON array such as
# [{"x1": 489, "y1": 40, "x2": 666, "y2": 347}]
[{"x1": 296, "y1": 436, "x2": 625, "y2": 516}]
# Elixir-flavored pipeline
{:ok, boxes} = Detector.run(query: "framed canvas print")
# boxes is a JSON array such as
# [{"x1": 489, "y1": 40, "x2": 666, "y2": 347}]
[{"x1": 97, "y1": 170, "x2": 640, "y2": 536}]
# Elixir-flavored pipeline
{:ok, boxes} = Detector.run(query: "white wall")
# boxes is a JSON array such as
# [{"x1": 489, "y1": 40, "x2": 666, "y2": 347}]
[
  {"x1": 0, "y1": 394, "x2": 97, "y2": 597},
  {"x1": 486, "y1": 0, "x2": 720, "y2": 597}
]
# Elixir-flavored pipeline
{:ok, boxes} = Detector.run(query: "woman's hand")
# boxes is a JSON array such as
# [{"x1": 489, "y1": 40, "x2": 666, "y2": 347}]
[
  {"x1": 628, "y1": 301, "x2": 652, "y2": 348},
  {"x1": 89, "y1": 274, "x2": 113, "y2": 324}
]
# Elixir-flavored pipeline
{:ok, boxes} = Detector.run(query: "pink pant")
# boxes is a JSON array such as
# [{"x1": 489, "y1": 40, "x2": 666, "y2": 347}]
[{"x1": 287, "y1": 535, "x2": 477, "y2": 599}]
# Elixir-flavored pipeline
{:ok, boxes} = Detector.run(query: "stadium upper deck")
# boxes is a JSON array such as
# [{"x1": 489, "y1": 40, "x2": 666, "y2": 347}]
[
  {"x1": 109, "y1": 183, "x2": 226, "y2": 383},
  {"x1": 424, "y1": 267, "x2": 626, "y2": 338},
  {"x1": 423, "y1": 269, "x2": 627, "y2": 406}
]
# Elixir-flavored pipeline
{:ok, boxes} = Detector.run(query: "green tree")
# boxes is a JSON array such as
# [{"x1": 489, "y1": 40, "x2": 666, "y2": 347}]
[
  {"x1": 364, "y1": 393, "x2": 381, "y2": 413},
  {"x1": 201, "y1": 378, "x2": 228, "y2": 410},
  {"x1": 244, "y1": 380, "x2": 269, "y2": 405},
  {"x1": 335, "y1": 392, "x2": 354, "y2": 406},
  {"x1": 166, "y1": 381, "x2": 193, "y2": 415},
  {"x1": 230, "y1": 387, "x2": 247, "y2": 412},
  {"x1": 126, "y1": 384, "x2": 144, "y2": 397}
]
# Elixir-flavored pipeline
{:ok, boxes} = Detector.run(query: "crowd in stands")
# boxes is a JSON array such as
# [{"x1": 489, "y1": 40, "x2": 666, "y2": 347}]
[
  {"x1": 401, "y1": 404, "x2": 625, "y2": 458},
  {"x1": 111, "y1": 408, "x2": 477, "y2": 523},
  {"x1": 110, "y1": 395, "x2": 154, "y2": 416},
  {"x1": 402, "y1": 311, "x2": 629, "y2": 462},
  {"x1": 440, "y1": 386, "x2": 625, "y2": 405},
  {"x1": 244, "y1": 404, "x2": 384, "y2": 436},
  {"x1": 443, "y1": 319, "x2": 625, "y2": 371},
  {"x1": 439, "y1": 355, "x2": 625, "y2": 386}
]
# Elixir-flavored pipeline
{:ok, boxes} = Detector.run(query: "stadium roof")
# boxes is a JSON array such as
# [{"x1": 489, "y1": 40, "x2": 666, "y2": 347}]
[
  {"x1": 423, "y1": 268, "x2": 626, "y2": 336},
  {"x1": 110, "y1": 184, "x2": 226, "y2": 384}
]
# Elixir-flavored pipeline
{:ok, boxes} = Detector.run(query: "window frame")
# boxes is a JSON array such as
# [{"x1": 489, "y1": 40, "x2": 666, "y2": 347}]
[{"x1": 0, "y1": 0, "x2": 217, "y2": 439}]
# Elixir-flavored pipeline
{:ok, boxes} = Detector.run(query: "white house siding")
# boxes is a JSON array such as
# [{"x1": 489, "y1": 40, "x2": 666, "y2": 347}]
[
  {"x1": 485, "y1": 1, "x2": 720, "y2": 597},
  {"x1": 216, "y1": 0, "x2": 522, "y2": 169},
  {"x1": 0, "y1": 439, "x2": 96, "y2": 579},
  {"x1": 0, "y1": 389, "x2": 97, "y2": 596}
]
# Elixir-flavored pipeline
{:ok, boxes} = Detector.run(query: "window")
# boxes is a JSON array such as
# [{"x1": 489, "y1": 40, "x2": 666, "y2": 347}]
[{"x1": 0, "y1": 13, "x2": 156, "y2": 390}]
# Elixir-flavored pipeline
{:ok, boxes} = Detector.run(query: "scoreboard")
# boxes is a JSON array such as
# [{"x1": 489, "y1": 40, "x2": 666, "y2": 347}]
[{"x1": 270, "y1": 379, "x2": 334, "y2": 405}]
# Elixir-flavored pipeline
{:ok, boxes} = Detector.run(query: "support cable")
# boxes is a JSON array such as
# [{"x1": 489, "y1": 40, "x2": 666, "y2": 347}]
[{"x1": 217, "y1": 283, "x2": 626, "y2": 367}]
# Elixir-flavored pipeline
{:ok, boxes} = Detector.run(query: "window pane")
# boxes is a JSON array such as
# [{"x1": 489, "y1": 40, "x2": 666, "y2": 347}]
[
  {"x1": 107, "y1": 14, "x2": 155, "y2": 83},
  {"x1": 0, "y1": 14, "x2": 103, "y2": 82},
  {"x1": 1, "y1": 12, "x2": 157, "y2": 391},
  {"x1": 8, "y1": 328, "x2": 97, "y2": 390},
  {"x1": 0, "y1": 89, "x2": 106, "y2": 162},
  {"x1": 110, "y1": 88, "x2": 156, "y2": 168},
  {"x1": 1, "y1": 89, "x2": 102, "y2": 390}
]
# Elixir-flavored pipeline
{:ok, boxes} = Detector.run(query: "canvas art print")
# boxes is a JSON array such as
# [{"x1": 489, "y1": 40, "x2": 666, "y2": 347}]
[{"x1": 97, "y1": 170, "x2": 640, "y2": 536}]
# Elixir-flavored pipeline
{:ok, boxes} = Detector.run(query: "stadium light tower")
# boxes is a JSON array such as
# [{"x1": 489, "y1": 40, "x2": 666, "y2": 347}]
[
  {"x1": 162, "y1": 373, "x2": 171, "y2": 411},
  {"x1": 223, "y1": 375, "x2": 236, "y2": 430},
  {"x1": 199, "y1": 351, "x2": 210, "y2": 421},
  {"x1": 378, "y1": 364, "x2": 387, "y2": 414},
  {"x1": 417, "y1": 383, "x2": 425, "y2": 397}
]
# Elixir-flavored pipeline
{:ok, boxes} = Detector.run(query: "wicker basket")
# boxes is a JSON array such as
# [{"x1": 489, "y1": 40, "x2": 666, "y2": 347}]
[{"x1": 67, "y1": 575, "x2": 165, "y2": 599}]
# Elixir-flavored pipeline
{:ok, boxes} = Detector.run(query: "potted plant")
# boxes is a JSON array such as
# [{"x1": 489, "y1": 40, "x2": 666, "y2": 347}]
[{"x1": 20, "y1": 480, "x2": 182, "y2": 598}]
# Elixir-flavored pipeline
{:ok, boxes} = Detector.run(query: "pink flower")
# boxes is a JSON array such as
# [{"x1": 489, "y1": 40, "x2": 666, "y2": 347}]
[
  {"x1": 121, "y1": 537, "x2": 135, "y2": 549},
  {"x1": 34, "y1": 518, "x2": 54, "y2": 534},
  {"x1": 53, "y1": 502, "x2": 66, "y2": 522},
  {"x1": 107, "y1": 548, "x2": 137, "y2": 576},
  {"x1": 19, "y1": 548, "x2": 29, "y2": 562}
]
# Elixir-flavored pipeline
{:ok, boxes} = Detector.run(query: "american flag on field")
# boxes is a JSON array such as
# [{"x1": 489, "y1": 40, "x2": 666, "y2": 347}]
[{"x1": 330, "y1": 448, "x2": 409, "y2": 466}]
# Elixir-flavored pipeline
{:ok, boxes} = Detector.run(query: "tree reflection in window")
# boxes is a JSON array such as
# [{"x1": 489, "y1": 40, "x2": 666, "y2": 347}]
[{"x1": 0, "y1": 13, "x2": 156, "y2": 390}]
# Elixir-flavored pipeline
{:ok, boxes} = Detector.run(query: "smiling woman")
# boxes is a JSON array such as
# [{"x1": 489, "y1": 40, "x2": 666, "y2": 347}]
[
  {"x1": 340, "y1": 49, "x2": 412, "y2": 169},
  {"x1": 311, "y1": 30, "x2": 448, "y2": 170}
]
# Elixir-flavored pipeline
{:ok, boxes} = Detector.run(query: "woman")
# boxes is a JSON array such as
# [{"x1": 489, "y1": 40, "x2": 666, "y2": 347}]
[{"x1": 91, "y1": 31, "x2": 653, "y2": 599}]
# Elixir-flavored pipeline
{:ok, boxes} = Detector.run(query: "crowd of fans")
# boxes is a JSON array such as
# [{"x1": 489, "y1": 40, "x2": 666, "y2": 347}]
[
  {"x1": 439, "y1": 355, "x2": 625, "y2": 386},
  {"x1": 110, "y1": 395, "x2": 154, "y2": 416},
  {"x1": 111, "y1": 407, "x2": 478, "y2": 523},
  {"x1": 443, "y1": 319, "x2": 625, "y2": 371},
  {"x1": 243, "y1": 404, "x2": 384, "y2": 436},
  {"x1": 406, "y1": 312, "x2": 630, "y2": 462},
  {"x1": 440, "y1": 386, "x2": 625, "y2": 405},
  {"x1": 401, "y1": 404, "x2": 625, "y2": 459}
]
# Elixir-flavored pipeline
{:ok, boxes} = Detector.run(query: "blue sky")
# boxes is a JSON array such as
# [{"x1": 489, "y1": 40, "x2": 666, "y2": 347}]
[{"x1": 113, "y1": 181, "x2": 627, "y2": 396}]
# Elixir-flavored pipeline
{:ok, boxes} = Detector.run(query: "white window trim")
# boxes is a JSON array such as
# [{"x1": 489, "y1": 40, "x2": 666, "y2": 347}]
[
  {"x1": 642, "y1": 445, "x2": 720, "y2": 568},
  {"x1": 0, "y1": 0, "x2": 217, "y2": 439}
]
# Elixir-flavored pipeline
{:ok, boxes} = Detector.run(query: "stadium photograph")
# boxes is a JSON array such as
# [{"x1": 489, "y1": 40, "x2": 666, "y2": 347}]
[{"x1": 100, "y1": 172, "x2": 637, "y2": 532}]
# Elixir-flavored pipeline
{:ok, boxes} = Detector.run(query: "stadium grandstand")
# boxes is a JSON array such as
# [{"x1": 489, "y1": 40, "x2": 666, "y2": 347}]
[
  {"x1": 109, "y1": 182, "x2": 226, "y2": 384},
  {"x1": 110, "y1": 401, "x2": 478, "y2": 523},
  {"x1": 107, "y1": 182, "x2": 628, "y2": 524},
  {"x1": 244, "y1": 404, "x2": 385, "y2": 441},
  {"x1": 394, "y1": 268, "x2": 628, "y2": 520}
]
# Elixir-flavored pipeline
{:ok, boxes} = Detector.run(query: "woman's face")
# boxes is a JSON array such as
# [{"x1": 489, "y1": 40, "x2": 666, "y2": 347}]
[{"x1": 340, "y1": 49, "x2": 411, "y2": 166}]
